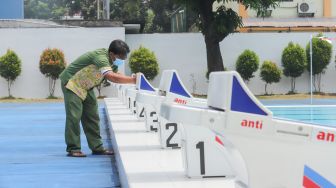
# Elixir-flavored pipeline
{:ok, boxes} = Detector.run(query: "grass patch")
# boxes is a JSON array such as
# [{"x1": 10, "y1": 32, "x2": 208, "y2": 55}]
[
  {"x1": 0, "y1": 97, "x2": 106, "y2": 103},
  {"x1": 46, "y1": 95, "x2": 60, "y2": 99},
  {"x1": 257, "y1": 93, "x2": 336, "y2": 100},
  {"x1": 192, "y1": 94, "x2": 207, "y2": 99},
  {"x1": 0, "y1": 98, "x2": 64, "y2": 103},
  {"x1": 192, "y1": 93, "x2": 336, "y2": 100},
  {"x1": 1, "y1": 96, "x2": 17, "y2": 100}
]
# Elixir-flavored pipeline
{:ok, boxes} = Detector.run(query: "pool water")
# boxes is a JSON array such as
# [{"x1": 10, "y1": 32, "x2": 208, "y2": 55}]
[{"x1": 261, "y1": 99, "x2": 336, "y2": 127}]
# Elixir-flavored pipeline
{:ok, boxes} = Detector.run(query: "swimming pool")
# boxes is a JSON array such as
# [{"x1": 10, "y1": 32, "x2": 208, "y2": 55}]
[{"x1": 261, "y1": 98, "x2": 336, "y2": 127}]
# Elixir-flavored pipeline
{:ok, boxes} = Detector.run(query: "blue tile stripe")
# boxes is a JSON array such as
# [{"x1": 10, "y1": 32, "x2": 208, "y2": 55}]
[
  {"x1": 0, "y1": 103, "x2": 120, "y2": 188},
  {"x1": 304, "y1": 165, "x2": 336, "y2": 188},
  {"x1": 169, "y1": 72, "x2": 191, "y2": 98}
]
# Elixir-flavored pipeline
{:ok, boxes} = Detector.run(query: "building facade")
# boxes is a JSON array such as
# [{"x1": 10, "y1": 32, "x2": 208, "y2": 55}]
[
  {"x1": 0, "y1": 0, "x2": 24, "y2": 19},
  {"x1": 215, "y1": 0, "x2": 335, "y2": 18}
]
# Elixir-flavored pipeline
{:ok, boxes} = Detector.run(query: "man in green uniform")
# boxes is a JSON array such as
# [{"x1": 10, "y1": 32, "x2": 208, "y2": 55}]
[{"x1": 60, "y1": 39, "x2": 136, "y2": 157}]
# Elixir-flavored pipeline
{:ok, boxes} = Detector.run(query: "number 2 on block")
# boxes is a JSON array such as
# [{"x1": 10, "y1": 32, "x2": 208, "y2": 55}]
[{"x1": 166, "y1": 123, "x2": 178, "y2": 148}]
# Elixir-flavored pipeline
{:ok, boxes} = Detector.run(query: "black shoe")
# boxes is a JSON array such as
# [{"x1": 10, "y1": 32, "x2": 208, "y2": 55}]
[{"x1": 92, "y1": 149, "x2": 114, "y2": 155}]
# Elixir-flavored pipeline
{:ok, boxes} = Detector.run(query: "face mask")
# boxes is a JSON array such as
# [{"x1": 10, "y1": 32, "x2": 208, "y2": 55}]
[{"x1": 113, "y1": 58, "x2": 124, "y2": 67}]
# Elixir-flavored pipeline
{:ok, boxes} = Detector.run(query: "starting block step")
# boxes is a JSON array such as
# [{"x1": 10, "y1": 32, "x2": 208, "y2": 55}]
[{"x1": 104, "y1": 98, "x2": 235, "y2": 188}]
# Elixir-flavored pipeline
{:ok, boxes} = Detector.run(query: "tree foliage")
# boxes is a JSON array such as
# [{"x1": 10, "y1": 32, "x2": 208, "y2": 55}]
[
  {"x1": 39, "y1": 48, "x2": 66, "y2": 98},
  {"x1": 24, "y1": 0, "x2": 67, "y2": 19},
  {"x1": 174, "y1": 0, "x2": 280, "y2": 74},
  {"x1": 306, "y1": 34, "x2": 333, "y2": 92},
  {"x1": 110, "y1": 0, "x2": 147, "y2": 31},
  {"x1": 260, "y1": 60, "x2": 281, "y2": 95},
  {"x1": 145, "y1": 0, "x2": 175, "y2": 33},
  {"x1": 281, "y1": 42, "x2": 306, "y2": 93},
  {"x1": 0, "y1": 50, "x2": 22, "y2": 97},
  {"x1": 80, "y1": 0, "x2": 98, "y2": 19},
  {"x1": 235, "y1": 49, "x2": 259, "y2": 82},
  {"x1": 129, "y1": 46, "x2": 159, "y2": 80},
  {"x1": 110, "y1": 0, "x2": 178, "y2": 33}
]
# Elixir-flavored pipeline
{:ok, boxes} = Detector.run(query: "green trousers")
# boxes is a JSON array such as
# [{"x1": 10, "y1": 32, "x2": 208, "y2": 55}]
[{"x1": 61, "y1": 83, "x2": 104, "y2": 152}]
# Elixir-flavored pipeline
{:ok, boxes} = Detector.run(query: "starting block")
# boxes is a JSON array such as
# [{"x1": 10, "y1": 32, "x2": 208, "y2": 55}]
[
  {"x1": 118, "y1": 84, "x2": 135, "y2": 105},
  {"x1": 157, "y1": 70, "x2": 208, "y2": 149},
  {"x1": 125, "y1": 86, "x2": 138, "y2": 115},
  {"x1": 160, "y1": 71, "x2": 336, "y2": 188},
  {"x1": 137, "y1": 70, "x2": 210, "y2": 149},
  {"x1": 136, "y1": 70, "x2": 176, "y2": 148},
  {"x1": 132, "y1": 73, "x2": 158, "y2": 122}
]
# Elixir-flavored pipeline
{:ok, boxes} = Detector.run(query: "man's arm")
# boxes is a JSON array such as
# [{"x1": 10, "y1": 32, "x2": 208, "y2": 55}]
[{"x1": 104, "y1": 71, "x2": 136, "y2": 84}]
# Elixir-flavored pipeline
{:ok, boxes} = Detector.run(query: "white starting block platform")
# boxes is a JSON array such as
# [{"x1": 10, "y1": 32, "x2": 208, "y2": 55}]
[
  {"x1": 107, "y1": 70, "x2": 336, "y2": 188},
  {"x1": 104, "y1": 98, "x2": 235, "y2": 188}
]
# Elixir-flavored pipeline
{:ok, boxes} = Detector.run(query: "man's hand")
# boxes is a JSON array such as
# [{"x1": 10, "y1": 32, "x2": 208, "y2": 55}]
[{"x1": 104, "y1": 71, "x2": 136, "y2": 84}]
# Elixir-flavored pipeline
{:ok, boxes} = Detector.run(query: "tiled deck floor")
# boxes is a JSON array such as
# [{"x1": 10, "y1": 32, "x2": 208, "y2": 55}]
[{"x1": 0, "y1": 102, "x2": 120, "y2": 188}]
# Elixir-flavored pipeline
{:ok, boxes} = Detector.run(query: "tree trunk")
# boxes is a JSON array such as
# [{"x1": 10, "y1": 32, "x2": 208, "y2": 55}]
[
  {"x1": 49, "y1": 77, "x2": 57, "y2": 97},
  {"x1": 7, "y1": 79, "x2": 11, "y2": 97},
  {"x1": 204, "y1": 35, "x2": 224, "y2": 73},
  {"x1": 290, "y1": 77, "x2": 296, "y2": 93},
  {"x1": 317, "y1": 73, "x2": 321, "y2": 93},
  {"x1": 265, "y1": 83, "x2": 268, "y2": 95},
  {"x1": 313, "y1": 75, "x2": 317, "y2": 92},
  {"x1": 293, "y1": 78, "x2": 296, "y2": 93},
  {"x1": 198, "y1": 0, "x2": 225, "y2": 75}
]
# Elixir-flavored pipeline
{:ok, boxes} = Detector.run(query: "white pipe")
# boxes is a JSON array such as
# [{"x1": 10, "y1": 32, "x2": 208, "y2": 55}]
[{"x1": 310, "y1": 34, "x2": 313, "y2": 105}]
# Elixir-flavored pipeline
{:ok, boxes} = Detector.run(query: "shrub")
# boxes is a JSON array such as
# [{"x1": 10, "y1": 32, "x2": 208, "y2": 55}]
[
  {"x1": 39, "y1": 48, "x2": 66, "y2": 98},
  {"x1": 129, "y1": 46, "x2": 159, "y2": 80},
  {"x1": 281, "y1": 42, "x2": 306, "y2": 94},
  {"x1": 0, "y1": 49, "x2": 22, "y2": 98},
  {"x1": 235, "y1": 49, "x2": 259, "y2": 82},
  {"x1": 306, "y1": 33, "x2": 332, "y2": 92},
  {"x1": 260, "y1": 60, "x2": 282, "y2": 95}
]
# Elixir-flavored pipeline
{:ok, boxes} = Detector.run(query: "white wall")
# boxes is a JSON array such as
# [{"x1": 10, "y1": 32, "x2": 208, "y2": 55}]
[
  {"x1": 222, "y1": 32, "x2": 336, "y2": 95},
  {"x1": 1, "y1": 29, "x2": 336, "y2": 98},
  {"x1": 126, "y1": 32, "x2": 336, "y2": 95},
  {"x1": 0, "y1": 28, "x2": 125, "y2": 98},
  {"x1": 126, "y1": 33, "x2": 208, "y2": 95},
  {"x1": 332, "y1": 1, "x2": 336, "y2": 17}
]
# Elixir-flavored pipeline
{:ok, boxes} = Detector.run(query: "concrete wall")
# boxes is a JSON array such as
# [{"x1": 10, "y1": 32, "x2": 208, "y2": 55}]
[
  {"x1": 125, "y1": 33, "x2": 208, "y2": 95},
  {"x1": 332, "y1": 1, "x2": 336, "y2": 17},
  {"x1": 1, "y1": 29, "x2": 336, "y2": 98},
  {"x1": 0, "y1": 0, "x2": 24, "y2": 19},
  {"x1": 0, "y1": 28, "x2": 125, "y2": 98},
  {"x1": 221, "y1": 32, "x2": 336, "y2": 95},
  {"x1": 126, "y1": 32, "x2": 336, "y2": 95}
]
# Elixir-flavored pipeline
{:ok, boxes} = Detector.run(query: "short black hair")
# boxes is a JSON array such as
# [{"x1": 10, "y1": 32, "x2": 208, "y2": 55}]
[{"x1": 108, "y1": 39, "x2": 130, "y2": 56}]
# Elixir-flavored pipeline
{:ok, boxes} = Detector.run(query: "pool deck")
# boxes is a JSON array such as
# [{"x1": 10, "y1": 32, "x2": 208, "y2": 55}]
[
  {"x1": 104, "y1": 98, "x2": 235, "y2": 188},
  {"x1": 0, "y1": 102, "x2": 120, "y2": 188}
]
